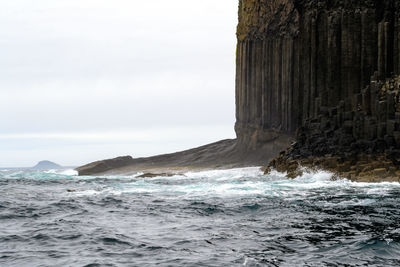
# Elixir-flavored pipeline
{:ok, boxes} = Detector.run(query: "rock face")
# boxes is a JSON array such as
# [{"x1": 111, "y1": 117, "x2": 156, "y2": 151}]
[
  {"x1": 235, "y1": 0, "x2": 299, "y2": 149},
  {"x1": 236, "y1": 0, "x2": 400, "y2": 180}
]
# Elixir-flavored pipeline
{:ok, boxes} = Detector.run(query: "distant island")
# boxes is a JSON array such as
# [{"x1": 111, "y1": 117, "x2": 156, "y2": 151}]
[{"x1": 32, "y1": 160, "x2": 62, "y2": 170}]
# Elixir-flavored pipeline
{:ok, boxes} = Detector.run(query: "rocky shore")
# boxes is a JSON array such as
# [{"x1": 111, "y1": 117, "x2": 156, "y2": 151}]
[
  {"x1": 267, "y1": 75, "x2": 400, "y2": 182},
  {"x1": 268, "y1": 152, "x2": 400, "y2": 182}
]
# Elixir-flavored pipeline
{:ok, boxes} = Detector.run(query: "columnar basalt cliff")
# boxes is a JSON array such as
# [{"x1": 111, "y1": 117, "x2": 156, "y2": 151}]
[
  {"x1": 235, "y1": 0, "x2": 299, "y2": 149},
  {"x1": 235, "y1": 0, "x2": 400, "y2": 181}
]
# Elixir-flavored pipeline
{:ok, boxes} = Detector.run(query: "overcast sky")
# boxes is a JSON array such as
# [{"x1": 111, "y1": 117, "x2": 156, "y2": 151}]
[{"x1": 0, "y1": 0, "x2": 238, "y2": 167}]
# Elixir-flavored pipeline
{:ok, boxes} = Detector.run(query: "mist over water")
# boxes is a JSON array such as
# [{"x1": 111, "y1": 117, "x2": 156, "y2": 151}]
[{"x1": 1, "y1": 168, "x2": 400, "y2": 266}]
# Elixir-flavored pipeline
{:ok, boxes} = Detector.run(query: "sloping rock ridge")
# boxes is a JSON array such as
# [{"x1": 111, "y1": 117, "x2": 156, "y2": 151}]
[{"x1": 76, "y1": 137, "x2": 292, "y2": 176}]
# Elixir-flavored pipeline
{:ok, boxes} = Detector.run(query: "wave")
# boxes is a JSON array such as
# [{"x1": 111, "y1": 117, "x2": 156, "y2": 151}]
[
  {"x1": 2, "y1": 167, "x2": 400, "y2": 266},
  {"x1": 0, "y1": 169, "x2": 78, "y2": 180},
  {"x1": 59, "y1": 169, "x2": 78, "y2": 176},
  {"x1": 44, "y1": 169, "x2": 78, "y2": 176},
  {"x1": 66, "y1": 168, "x2": 400, "y2": 204},
  {"x1": 2, "y1": 167, "x2": 399, "y2": 204}
]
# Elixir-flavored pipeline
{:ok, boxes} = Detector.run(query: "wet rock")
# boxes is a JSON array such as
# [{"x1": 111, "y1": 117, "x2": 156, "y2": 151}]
[
  {"x1": 136, "y1": 173, "x2": 178, "y2": 178},
  {"x1": 67, "y1": 189, "x2": 77, "y2": 192},
  {"x1": 266, "y1": 152, "x2": 400, "y2": 182}
]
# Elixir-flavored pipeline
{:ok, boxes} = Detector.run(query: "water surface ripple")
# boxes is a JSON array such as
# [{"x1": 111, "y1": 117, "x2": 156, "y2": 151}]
[{"x1": 1, "y1": 168, "x2": 400, "y2": 266}]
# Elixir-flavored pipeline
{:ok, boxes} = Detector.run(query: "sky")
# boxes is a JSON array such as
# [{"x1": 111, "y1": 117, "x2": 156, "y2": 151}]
[{"x1": 0, "y1": 0, "x2": 238, "y2": 167}]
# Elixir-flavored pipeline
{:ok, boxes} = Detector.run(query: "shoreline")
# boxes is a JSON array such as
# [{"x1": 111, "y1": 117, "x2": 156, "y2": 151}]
[{"x1": 76, "y1": 136, "x2": 292, "y2": 176}]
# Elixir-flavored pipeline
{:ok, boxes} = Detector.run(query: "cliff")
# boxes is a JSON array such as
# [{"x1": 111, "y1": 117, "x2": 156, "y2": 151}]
[
  {"x1": 235, "y1": 0, "x2": 400, "y2": 181},
  {"x1": 236, "y1": 0, "x2": 400, "y2": 140},
  {"x1": 235, "y1": 0, "x2": 299, "y2": 149}
]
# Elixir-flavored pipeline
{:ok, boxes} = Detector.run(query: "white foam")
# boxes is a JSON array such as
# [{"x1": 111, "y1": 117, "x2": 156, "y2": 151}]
[
  {"x1": 43, "y1": 169, "x2": 78, "y2": 176},
  {"x1": 67, "y1": 167, "x2": 400, "y2": 202},
  {"x1": 74, "y1": 190, "x2": 101, "y2": 196},
  {"x1": 59, "y1": 169, "x2": 78, "y2": 176}
]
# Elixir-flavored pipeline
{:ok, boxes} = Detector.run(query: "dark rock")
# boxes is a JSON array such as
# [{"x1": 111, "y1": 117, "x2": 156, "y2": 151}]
[
  {"x1": 67, "y1": 189, "x2": 77, "y2": 193},
  {"x1": 136, "y1": 173, "x2": 177, "y2": 178},
  {"x1": 76, "y1": 156, "x2": 134, "y2": 176}
]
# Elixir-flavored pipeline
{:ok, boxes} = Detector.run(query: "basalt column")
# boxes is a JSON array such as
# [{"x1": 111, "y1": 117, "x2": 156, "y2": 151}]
[{"x1": 235, "y1": 0, "x2": 300, "y2": 149}]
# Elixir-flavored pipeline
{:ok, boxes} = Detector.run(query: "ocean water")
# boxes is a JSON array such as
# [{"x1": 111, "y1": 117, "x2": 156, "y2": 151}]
[{"x1": 1, "y1": 168, "x2": 400, "y2": 266}]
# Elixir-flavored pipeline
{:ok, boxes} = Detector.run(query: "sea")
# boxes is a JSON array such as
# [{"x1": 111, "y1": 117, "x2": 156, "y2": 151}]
[{"x1": 1, "y1": 167, "x2": 400, "y2": 266}]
